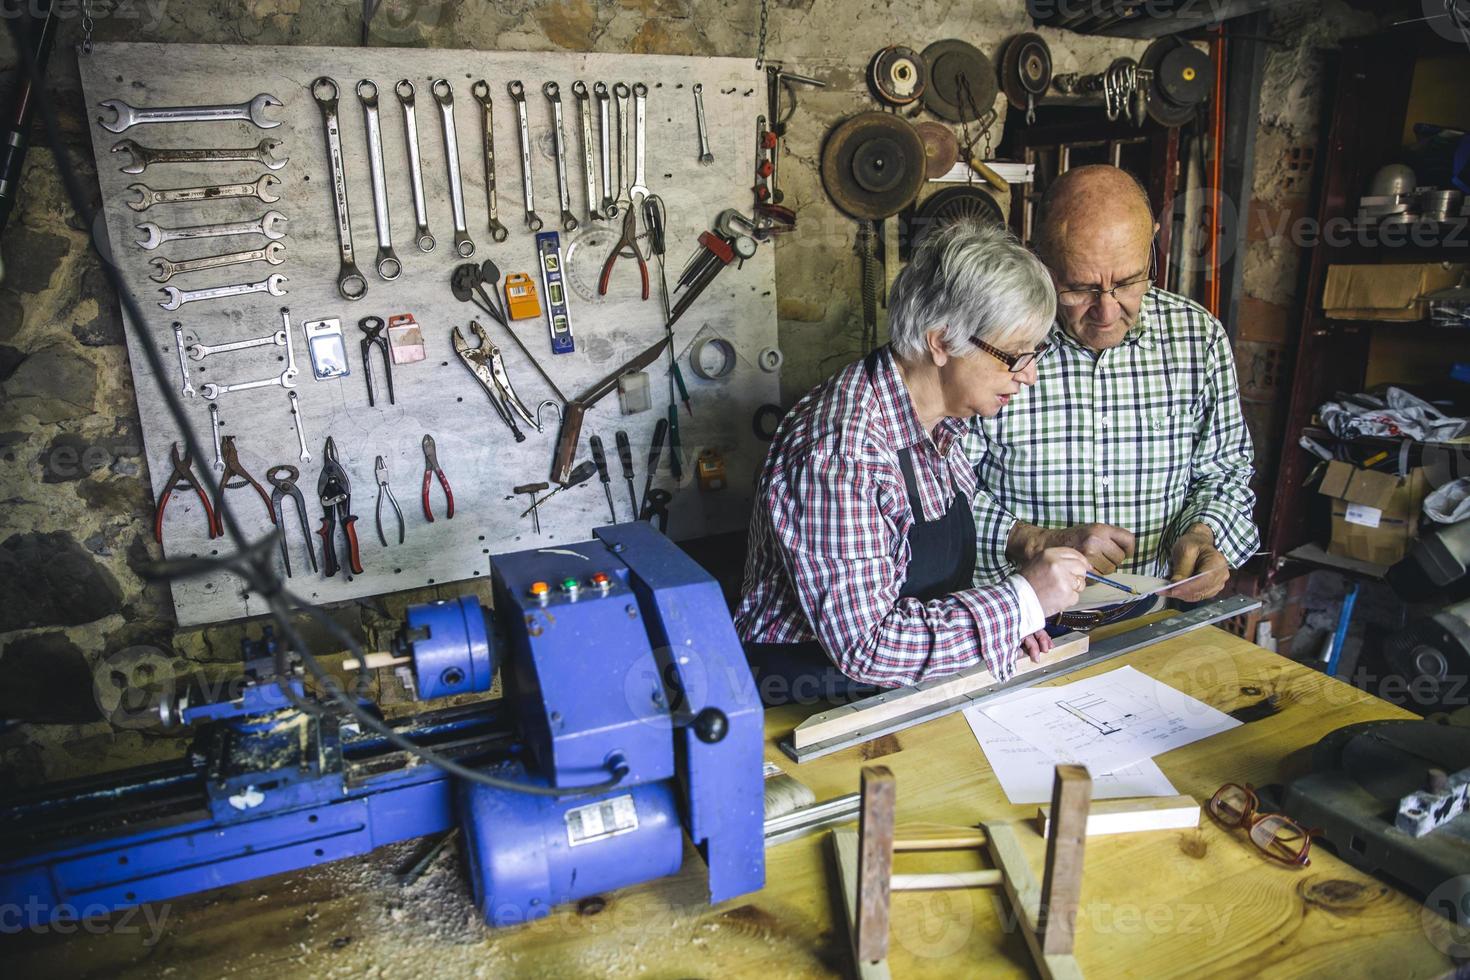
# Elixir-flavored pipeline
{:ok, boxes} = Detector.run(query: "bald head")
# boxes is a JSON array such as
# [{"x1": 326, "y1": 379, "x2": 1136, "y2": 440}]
[{"x1": 1033, "y1": 165, "x2": 1154, "y2": 266}]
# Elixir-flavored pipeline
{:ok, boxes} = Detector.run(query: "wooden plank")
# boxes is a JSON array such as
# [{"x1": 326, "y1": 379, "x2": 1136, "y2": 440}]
[
  {"x1": 986, "y1": 821, "x2": 1085, "y2": 980},
  {"x1": 790, "y1": 631, "x2": 1090, "y2": 750},
  {"x1": 831, "y1": 828, "x2": 893, "y2": 980},
  {"x1": 1037, "y1": 794, "x2": 1199, "y2": 838},
  {"x1": 1038, "y1": 765, "x2": 1092, "y2": 956},
  {"x1": 855, "y1": 765, "x2": 896, "y2": 965},
  {"x1": 76, "y1": 43, "x2": 780, "y2": 626}
]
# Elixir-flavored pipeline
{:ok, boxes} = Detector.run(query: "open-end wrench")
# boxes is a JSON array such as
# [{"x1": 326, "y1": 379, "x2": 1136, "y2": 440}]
[
  {"x1": 394, "y1": 80, "x2": 435, "y2": 252},
  {"x1": 98, "y1": 93, "x2": 283, "y2": 133},
  {"x1": 172, "y1": 321, "x2": 194, "y2": 398},
  {"x1": 201, "y1": 308, "x2": 299, "y2": 399},
  {"x1": 612, "y1": 82, "x2": 631, "y2": 213},
  {"x1": 290, "y1": 391, "x2": 311, "y2": 462},
  {"x1": 159, "y1": 273, "x2": 288, "y2": 311},
  {"x1": 111, "y1": 138, "x2": 287, "y2": 175},
  {"x1": 310, "y1": 78, "x2": 369, "y2": 301},
  {"x1": 630, "y1": 82, "x2": 649, "y2": 203},
  {"x1": 469, "y1": 80, "x2": 509, "y2": 244},
  {"x1": 188, "y1": 329, "x2": 288, "y2": 360},
  {"x1": 149, "y1": 241, "x2": 286, "y2": 284},
  {"x1": 571, "y1": 82, "x2": 600, "y2": 221},
  {"x1": 135, "y1": 210, "x2": 288, "y2": 250},
  {"x1": 694, "y1": 83, "x2": 714, "y2": 165},
  {"x1": 126, "y1": 174, "x2": 281, "y2": 212},
  {"x1": 209, "y1": 404, "x2": 224, "y2": 471},
  {"x1": 543, "y1": 82, "x2": 578, "y2": 233},
  {"x1": 594, "y1": 82, "x2": 616, "y2": 219},
  {"x1": 430, "y1": 79, "x2": 475, "y2": 258},
  {"x1": 355, "y1": 80, "x2": 401, "y2": 281},
  {"x1": 506, "y1": 81, "x2": 543, "y2": 232}
]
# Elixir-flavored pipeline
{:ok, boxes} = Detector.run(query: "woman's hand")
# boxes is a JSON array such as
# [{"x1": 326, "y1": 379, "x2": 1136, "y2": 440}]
[{"x1": 1020, "y1": 547, "x2": 1090, "y2": 618}]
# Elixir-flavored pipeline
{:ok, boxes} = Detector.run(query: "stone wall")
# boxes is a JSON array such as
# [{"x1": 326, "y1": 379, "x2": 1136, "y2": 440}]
[{"x1": 0, "y1": 0, "x2": 1350, "y2": 784}]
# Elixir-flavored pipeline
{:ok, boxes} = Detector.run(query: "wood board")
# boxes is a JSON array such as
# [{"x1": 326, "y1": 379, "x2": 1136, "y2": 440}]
[{"x1": 77, "y1": 43, "x2": 778, "y2": 626}]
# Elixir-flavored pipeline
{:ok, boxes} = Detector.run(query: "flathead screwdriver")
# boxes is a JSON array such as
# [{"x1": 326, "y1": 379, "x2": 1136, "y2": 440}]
[
  {"x1": 615, "y1": 430, "x2": 637, "y2": 517},
  {"x1": 589, "y1": 434, "x2": 616, "y2": 522}
]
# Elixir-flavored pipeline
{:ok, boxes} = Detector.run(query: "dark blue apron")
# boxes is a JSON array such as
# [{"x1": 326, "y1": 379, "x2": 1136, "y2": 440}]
[{"x1": 745, "y1": 349, "x2": 977, "y2": 707}]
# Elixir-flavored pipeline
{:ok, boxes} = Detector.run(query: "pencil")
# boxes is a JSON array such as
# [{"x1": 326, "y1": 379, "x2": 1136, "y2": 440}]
[{"x1": 1085, "y1": 571, "x2": 1143, "y2": 595}]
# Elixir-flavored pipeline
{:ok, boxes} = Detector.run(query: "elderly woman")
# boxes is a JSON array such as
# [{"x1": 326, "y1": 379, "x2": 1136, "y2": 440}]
[{"x1": 736, "y1": 220, "x2": 1089, "y2": 705}]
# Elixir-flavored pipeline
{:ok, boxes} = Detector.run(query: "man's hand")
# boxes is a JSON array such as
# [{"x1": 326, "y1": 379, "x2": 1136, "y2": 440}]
[
  {"x1": 1009, "y1": 522, "x2": 1136, "y2": 575},
  {"x1": 1020, "y1": 628, "x2": 1053, "y2": 663},
  {"x1": 1167, "y1": 523, "x2": 1229, "y2": 601},
  {"x1": 1019, "y1": 547, "x2": 1091, "y2": 618}
]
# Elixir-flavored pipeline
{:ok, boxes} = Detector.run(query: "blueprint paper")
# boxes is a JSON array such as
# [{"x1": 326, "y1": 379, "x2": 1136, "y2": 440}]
[
  {"x1": 964, "y1": 694, "x2": 1179, "y2": 804},
  {"x1": 979, "y1": 666, "x2": 1242, "y2": 775}
]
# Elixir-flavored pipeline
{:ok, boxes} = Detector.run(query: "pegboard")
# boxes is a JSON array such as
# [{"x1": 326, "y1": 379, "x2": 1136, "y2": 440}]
[{"x1": 78, "y1": 43, "x2": 779, "y2": 627}]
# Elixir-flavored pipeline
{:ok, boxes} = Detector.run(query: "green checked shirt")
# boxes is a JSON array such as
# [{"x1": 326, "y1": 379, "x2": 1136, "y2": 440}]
[{"x1": 964, "y1": 287, "x2": 1259, "y2": 584}]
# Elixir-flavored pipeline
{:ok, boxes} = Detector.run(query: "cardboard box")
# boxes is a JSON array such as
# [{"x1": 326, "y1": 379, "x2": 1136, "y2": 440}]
[
  {"x1": 1318, "y1": 460, "x2": 1427, "y2": 566},
  {"x1": 1323, "y1": 263, "x2": 1464, "y2": 321}
]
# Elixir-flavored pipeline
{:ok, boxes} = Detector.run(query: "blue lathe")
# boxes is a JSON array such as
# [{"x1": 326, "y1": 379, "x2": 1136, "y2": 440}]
[{"x1": 0, "y1": 523, "x2": 765, "y2": 927}]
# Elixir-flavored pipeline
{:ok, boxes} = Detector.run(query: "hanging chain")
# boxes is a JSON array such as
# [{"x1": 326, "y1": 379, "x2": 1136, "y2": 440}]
[
  {"x1": 80, "y1": 0, "x2": 96, "y2": 54},
  {"x1": 755, "y1": 0, "x2": 769, "y2": 70},
  {"x1": 859, "y1": 220, "x2": 879, "y2": 353}
]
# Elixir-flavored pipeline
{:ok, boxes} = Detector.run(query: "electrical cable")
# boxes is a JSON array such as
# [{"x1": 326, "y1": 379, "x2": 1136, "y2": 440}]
[{"x1": 9, "y1": 18, "x2": 625, "y2": 799}]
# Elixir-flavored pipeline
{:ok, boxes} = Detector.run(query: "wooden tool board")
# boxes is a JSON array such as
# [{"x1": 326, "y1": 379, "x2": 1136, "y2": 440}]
[{"x1": 78, "y1": 43, "x2": 779, "y2": 627}]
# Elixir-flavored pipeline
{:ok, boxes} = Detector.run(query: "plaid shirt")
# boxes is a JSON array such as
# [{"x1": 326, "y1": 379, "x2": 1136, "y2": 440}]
[
  {"x1": 736, "y1": 346, "x2": 1027, "y2": 687},
  {"x1": 965, "y1": 288, "x2": 1258, "y2": 584}
]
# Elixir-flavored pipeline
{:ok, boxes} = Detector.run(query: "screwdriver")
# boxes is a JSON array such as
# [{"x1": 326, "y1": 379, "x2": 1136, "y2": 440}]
[
  {"x1": 643, "y1": 195, "x2": 692, "y2": 418},
  {"x1": 639, "y1": 417, "x2": 668, "y2": 520},
  {"x1": 519, "y1": 460, "x2": 597, "y2": 518},
  {"x1": 615, "y1": 430, "x2": 637, "y2": 517},
  {"x1": 589, "y1": 434, "x2": 617, "y2": 522}
]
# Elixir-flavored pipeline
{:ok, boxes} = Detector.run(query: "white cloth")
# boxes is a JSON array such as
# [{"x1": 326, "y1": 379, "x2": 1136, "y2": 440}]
[
  {"x1": 1320, "y1": 387, "x2": 1469, "y2": 443},
  {"x1": 1426, "y1": 477, "x2": 1470, "y2": 524},
  {"x1": 1007, "y1": 574, "x2": 1045, "y2": 638}
]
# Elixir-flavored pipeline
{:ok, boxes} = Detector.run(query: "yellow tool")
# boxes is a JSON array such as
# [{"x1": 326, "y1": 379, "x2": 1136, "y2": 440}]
[{"x1": 503, "y1": 272, "x2": 542, "y2": 320}]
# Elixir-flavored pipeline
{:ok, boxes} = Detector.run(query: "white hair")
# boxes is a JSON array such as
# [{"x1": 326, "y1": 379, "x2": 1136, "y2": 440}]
[{"x1": 887, "y1": 219, "x2": 1056, "y2": 362}]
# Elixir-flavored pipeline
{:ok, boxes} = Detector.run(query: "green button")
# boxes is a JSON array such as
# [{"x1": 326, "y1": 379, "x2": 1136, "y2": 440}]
[{"x1": 561, "y1": 577, "x2": 580, "y2": 590}]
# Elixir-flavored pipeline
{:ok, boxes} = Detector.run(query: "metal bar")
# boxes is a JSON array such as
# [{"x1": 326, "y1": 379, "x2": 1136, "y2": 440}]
[
  {"x1": 778, "y1": 594, "x2": 1262, "y2": 764},
  {"x1": 763, "y1": 792, "x2": 860, "y2": 847}
]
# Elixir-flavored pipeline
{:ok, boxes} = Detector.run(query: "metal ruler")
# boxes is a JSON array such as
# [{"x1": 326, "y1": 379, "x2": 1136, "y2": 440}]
[{"x1": 778, "y1": 594, "x2": 1262, "y2": 764}]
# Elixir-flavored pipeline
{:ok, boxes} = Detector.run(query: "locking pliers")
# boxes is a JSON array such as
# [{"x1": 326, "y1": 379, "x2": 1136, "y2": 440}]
[{"x1": 451, "y1": 320, "x2": 538, "y2": 443}]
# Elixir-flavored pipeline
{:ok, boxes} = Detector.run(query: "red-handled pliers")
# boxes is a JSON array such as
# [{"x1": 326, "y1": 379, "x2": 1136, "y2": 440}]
[
  {"x1": 598, "y1": 206, "x2": 649, "y2": 300},
  {"x1": 421, "y1": 433, "x2": 454, "y2": 522},
  {"x1": 155, "y1": 442, "x2": 218, "y2": 544}
]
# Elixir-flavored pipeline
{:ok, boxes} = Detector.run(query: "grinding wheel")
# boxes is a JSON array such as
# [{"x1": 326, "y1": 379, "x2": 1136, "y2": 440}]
[
  {"x1": 1141, "y1": 38, "x2": 1212, "y2": 127},
  {"x1": 914, "y1": 121, "x2": 959, "y2": 179},
  {"x1": 921, "y1": 39, "x2": 998, "y2": 123},
  {"x1": 820, "y1": 111, "x2": 928, "y2": 220},
  {"x1": 907, "y1": 184, "x2": 1005, "y2": 252},
  {"x1": 868, "y1": 45, "x2": 928, "y2": 106},
  {"x1": 1000, "y1": 32, "x2": 1052, "y2": 115}
]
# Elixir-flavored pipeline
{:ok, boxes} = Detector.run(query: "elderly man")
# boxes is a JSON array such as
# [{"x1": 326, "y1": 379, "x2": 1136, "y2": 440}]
[
  {"x1": 967, "y1": 165, "x2": 1257, "y2": 599},
  {"x1": 737, "y1": 221, "x2": 1089, "y2": 704}
]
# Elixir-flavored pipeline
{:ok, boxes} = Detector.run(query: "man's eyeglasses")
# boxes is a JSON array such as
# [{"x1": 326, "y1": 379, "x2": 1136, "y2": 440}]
[
  {"x1": 1055, "y1": 246, "x2": 1157, "y2": 308},
  {"x1": 971, "y1": 337, "x2": 1052, "y2": 373},
  {"x1": 1208, "y1": 783, "x2": 1315, "y2": 867}
]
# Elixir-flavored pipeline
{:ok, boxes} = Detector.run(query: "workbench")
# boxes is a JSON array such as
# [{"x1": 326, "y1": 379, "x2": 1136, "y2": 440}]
[{"x1": 9, "y1": 621, "x2": 1457, "y2": 977}]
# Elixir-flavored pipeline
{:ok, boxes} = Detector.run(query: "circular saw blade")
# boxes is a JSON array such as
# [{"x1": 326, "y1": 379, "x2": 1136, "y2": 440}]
[
  {"x1": 921, "y1": 38, "x2": 998, "y2": 123},
  {"x1": 1142, "y1": 38, "x2": 1212, "y2": 127},
  {"x1": 820, "y1": 111, "x2": 927, "y2": 221},
  {"x1": 868, "y1": 45, "x2": 928, "y2": 106},
  {"x1": 913, "y1": 121, "x2": 959, "y2": 179},
  {"x1": 1001, "y1": 32, "x2": 1052, "y2": 106}
]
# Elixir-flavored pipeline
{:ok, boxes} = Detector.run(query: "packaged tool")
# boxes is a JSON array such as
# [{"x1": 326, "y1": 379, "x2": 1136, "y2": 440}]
[
  {"x1": 387, "y1": 313, "x2": 426, "y2": 364},
  {"x1": 504, "y1": 273, "x2": 542, "y2": 320},
  {"x1": 617, "y1": 370, "x2": 652, "y2": 415},
  {"x1": 536, "y1": 231, "x2": 575, "y2": 355},
  {"x1": 697, "y1": 449, "x2": 727, "y2": 492},
  {"x1": 304, "y1": 317, "x2": 350, "y2": 380}
]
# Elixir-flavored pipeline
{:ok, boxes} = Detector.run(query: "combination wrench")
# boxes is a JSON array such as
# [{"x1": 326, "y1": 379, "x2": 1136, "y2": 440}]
[
  {"x1": 469, "y1": 80, "x2": 509, "y2": 243},
  {"x1": 111, "y1": 138, "x2": 287, "y2": 175},
  {"x1": 571, "y1": 81, "x2": 600, "y2": 221},
  {"x1": 209, "y1": 404, "x2": 224, "y2": 472},
  {"x1": 126, "y1": 174, "x2": 281, "y2": 212},
  {"x1": 355, "y1": 80, "x2": 402, "y2": 281},
  {"x1": 543, "y1": 82, "x2": 578, "y2": 232},
  {"x1": 430, "y1": 79, "x2": 476, "y2": 258},
  {"x1": 98, "y1": 93, "x2": 283, "y2": 133},
  {"x1": 393, "y1": 80, "x2": 435, "y2": 252},
  {"x1": 506, "y1": 81, "x2": 543, "y2": 232},
  {"x1": 694, "y1": 83, "x2": 714, "y2": 164},
  {"x1": 188, "y1": 329, "x2": 288, "y2": 360},
  {"x1": 135, "y1": 210, "x2": 288, "y2": 250},
  {"x1": 629, "y1": 82, "x2": 649, "y2": 203},
  {"x1": 310, "y1": 77, "x2": 369, "y2": 301},
  {"x1": 594, "y1": 83, "x2": 617, "y2": 219},
  {"x1": 172, "y1": 321, "x2": 195, "y2": 398},
  {"x1": 159, "y1": 273, "x2": 289, "y2": 311},
  {"x1": 612, "y1": 82, "x2": 632, "y2": 213},
  {"x1": 201, "y1": 308, "x2": 300, "y2": 400},
  {"x1": 149, "y1": 241, "x2": 286, "y2": 283},
  {"x1": 289, "y1": 391, "x2": 311, "y2": 462}
]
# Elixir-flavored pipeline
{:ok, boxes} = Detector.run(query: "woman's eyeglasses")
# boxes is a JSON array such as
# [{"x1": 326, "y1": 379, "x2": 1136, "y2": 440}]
[
  {"x1": 971, "y1": 338, "x2": 1052, "y2": 373},
  {"x1": 1207, "y1": 783, "x2": 1315, "y2": 867}
]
